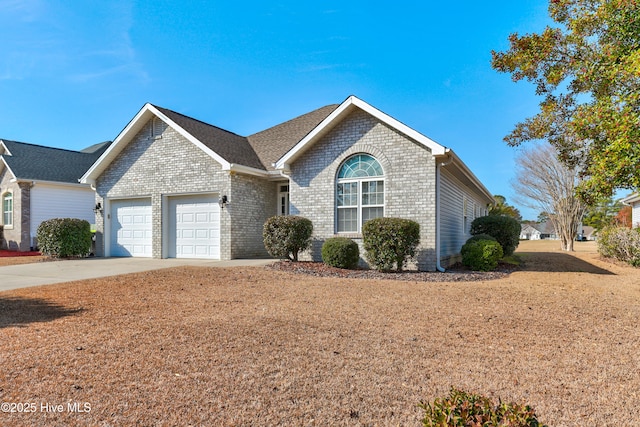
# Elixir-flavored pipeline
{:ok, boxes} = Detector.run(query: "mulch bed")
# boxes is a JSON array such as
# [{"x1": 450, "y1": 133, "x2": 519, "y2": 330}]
[
  {"x1": 0, "y1": 250, "x2": 41, "y2": 257},
  {"x1": 268, "y1": 260, "x2": 517, "y2": 281}
]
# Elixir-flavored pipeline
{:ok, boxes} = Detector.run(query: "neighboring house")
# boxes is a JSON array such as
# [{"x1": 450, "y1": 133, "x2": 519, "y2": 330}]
[
  {"x1": 622, "y1": 193, "x2": 640, "y2": 228},
  {"x1": 0, "y1": 139, "x2": 111, "y2": 251},
  {"x1": 519, "y1": 221, "x2": 558, "y2": 240},
  {"x1": 520, "y1": 224, "x2": 542, "y2": 240},
  {"x1": 577, "y1": 225, "x2": 596, "y2": 241},
  {"x1": 81, "y1": 96, "x2": 494, "y2": 271},
  {"x1": 537, "y1": 221, "x2": 558, "y2": 240}
]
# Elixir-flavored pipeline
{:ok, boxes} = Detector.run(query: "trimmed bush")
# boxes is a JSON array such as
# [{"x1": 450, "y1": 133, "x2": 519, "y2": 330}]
[
  {"x1": 598, "y1": 226, "x2": 640, "y2": 267},
  {"x1": 465, "y1": 233, "x2": 497, "y2": 244},
  {"x1": 322, "y1": 237, "x2": 359, "y2": 269},
  {"x1": 470, "y1": 215, "x2": 521, "y2": 256},
  {"x1": 419, "y1": 387, "x2": 548, "y2": 427},
  {"x1": 461, "y1": 239, "x2": 503, "y2": 271},
  {"x1": 37, "y1": 218, "x2": 92, "y2": 258},
  {"x1": 362, "y1": 217, "x2": 420, "y2": 272},
  {"x1": 263, "y1": 215, "x2": 313, "y2": 261},
  {"x1": 0, "y1": 224, "x2": 4, "y2": 249}
]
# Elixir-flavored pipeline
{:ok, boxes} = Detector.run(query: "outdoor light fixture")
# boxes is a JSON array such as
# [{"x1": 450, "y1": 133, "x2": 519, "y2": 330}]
[
  {"x1": 218, "y1": 195, "x2": 229, "y2": 209},
  {"x1": 93, "y1": 202, "x2": 102, "y2": 213}
]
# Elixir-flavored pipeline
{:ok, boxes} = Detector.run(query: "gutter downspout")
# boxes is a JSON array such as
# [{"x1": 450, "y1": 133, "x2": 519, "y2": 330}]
[{"x1": 436, "y1": 151, "x2": 454, "y2": 272}]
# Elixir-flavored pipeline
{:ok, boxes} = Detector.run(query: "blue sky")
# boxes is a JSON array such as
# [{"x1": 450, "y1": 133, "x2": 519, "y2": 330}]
[{"x1": 1, "y1": 0, "x2": 552, "y2": 219}]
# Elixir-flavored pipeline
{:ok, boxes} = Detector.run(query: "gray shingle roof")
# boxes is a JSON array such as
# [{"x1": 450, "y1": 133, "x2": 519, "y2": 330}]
[
  {"x1": 1, "y1": 139, "x2": 111, "y2": 183},
  {"x1": 247, "y1": 104, "x2": 339, "y2": 171},
  {"x1": 153, "y1": 106, "x2": 266, "y2": 170},
  {"x1": 154, "y1": 103, "x2": 339, "y2": 172}
]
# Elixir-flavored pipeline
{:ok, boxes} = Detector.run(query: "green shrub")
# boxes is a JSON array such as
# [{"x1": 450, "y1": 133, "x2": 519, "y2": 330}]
[
  {"x1": 362, "y1": 217, "x2": 420, "y2": 272},
  {"x1": 263, "y1": 215, "x2": 313, "y2": 261},
  {"x1": 36, "y1": 218, "x2": 92, "y2": 258},
  {"x1": 470, "y1": 215, "x2": 521, "y2": 256},
  {"x1": 461, "y1": 239, "x2": 504, "y2": 271},
  {"x1": 419, "y1": 387, "x2": 548, "y2": 427},
  {"x1": 322, "y1": 237, "x2": 360, "y2": 269},
  {"x1": 598, "y1": 226, "x2": 640, "y2": 267},
  {"x1": 465, "y1": 233, "x2": 497, "y2": 244}
]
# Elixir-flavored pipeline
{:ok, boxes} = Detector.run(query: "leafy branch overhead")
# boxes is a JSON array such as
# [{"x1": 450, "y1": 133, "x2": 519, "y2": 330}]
[{"x1": 491, "y1": 0, "x2": 640, "y2": 203}]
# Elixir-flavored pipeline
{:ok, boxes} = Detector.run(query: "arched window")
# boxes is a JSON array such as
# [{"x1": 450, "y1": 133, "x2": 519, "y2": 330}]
[
  {"x1": 2, "y1": 192, "x2": 13, "y2": 226},
  {"x1": 336, "y1": 154, "x2": 384, "y2": 233}
]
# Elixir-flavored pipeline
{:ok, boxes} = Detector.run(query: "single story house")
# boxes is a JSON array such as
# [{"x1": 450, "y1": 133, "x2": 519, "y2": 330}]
[
  {"x1": 81, "y1": 96, "x2": 494, "y2": 271},
  {"x1": 0, "y1": 139, "x2": 111, "y2": 251},
  {"x1": 622, "y1": 193, "x2": 640, "y2": 228},
  {"x1": 520, "y1": 224, "x2": 542, "y2": 240}
]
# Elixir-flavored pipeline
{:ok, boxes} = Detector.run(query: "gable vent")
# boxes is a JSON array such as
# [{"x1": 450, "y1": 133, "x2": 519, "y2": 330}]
[{"x1": 151, "y1": 117, "x2": 165, "y2": 139}]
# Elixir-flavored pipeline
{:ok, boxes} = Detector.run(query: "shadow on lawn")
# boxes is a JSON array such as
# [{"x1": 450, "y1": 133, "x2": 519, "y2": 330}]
[
  {"x1": 518, "y1": 251, "x2": 614, "y2": 275},
  {"x1": 0, "y1": 297, "x2": 83, "y2": 328}
]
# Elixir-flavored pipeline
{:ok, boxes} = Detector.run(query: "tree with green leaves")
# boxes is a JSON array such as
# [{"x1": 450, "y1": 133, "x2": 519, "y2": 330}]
[
  {"x1": 489, "y1": 195, "x2": 522, "y2": 220},
  {"x1": 582, "y1": 196, "x2": 623, "y2": 231},
  {"x1": 491, "y1": 0, "x2": 640, "y2": 204}
]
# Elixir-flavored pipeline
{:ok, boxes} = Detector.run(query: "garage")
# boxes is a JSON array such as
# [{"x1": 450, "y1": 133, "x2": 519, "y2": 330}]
[
  {"x1": 168, "y1": 194, "x2": 220, "y2": 259},
  {"x1": 110, "y1": 198, "x2": 153, "y2": 257}
]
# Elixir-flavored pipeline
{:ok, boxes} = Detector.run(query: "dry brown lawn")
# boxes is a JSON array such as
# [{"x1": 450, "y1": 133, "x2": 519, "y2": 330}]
[{"x1": 1, "y1": 240, "x2": 639, "y2": 426}]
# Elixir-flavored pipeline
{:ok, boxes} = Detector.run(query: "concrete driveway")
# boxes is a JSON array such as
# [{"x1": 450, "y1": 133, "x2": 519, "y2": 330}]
[{"x1": 0, "y1": 257, "x2": 275, "y2": 292}]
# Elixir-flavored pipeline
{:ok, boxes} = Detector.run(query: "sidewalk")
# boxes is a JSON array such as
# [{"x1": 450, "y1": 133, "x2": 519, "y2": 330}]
[{"x1": 0, "y1": 257, "x2": 275, "y2": 292}]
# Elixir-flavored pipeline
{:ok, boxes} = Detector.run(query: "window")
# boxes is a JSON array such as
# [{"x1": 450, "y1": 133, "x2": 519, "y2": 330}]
[
  {"x1": 336, "y1": 154, "x2": 384, "y2": 233},
  {"x1": 277, "y1": 184, "x2": 289, "y2": 216},
  {"x1": 2, "y1": 192, "x2": 13, "y2": 226}
]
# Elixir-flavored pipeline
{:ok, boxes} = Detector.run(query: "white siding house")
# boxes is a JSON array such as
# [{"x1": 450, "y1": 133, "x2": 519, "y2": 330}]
[
  {"x1": 0, "y1": 139, "x2": 110, "y2": 251},
  {"x1": 622, "y1": 193, "x2": 640, "y2": 228}
]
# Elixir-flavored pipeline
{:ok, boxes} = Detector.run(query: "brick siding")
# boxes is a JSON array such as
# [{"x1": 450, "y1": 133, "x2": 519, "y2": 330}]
[{"x1": 289, "y1": 109, "x2": 438, "y2": 271}]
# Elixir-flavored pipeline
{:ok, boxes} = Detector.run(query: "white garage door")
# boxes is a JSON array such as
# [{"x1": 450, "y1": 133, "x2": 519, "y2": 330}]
[
  {"x1": 169, "y1": 195, "x2": 220, "y2": 259},
  {"x1": 110, "y1": 198, "x2": 152, "y2": 257}
]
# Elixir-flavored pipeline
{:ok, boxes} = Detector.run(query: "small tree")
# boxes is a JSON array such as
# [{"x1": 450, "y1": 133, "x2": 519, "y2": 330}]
[
  {"x1": 262, "y1": 216, "x2": 313, "y2": 261},
  {"x1": 362, "y1": 218, "x2": 420, "y2": 272}
]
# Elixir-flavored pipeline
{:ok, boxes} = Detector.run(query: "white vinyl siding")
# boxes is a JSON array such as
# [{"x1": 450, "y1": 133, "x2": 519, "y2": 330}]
[
  {"x1": 30, "y1": 183, "x2": 95, "y2": 245},
  {"x1": 633, "y1": 201, "x2": 640, "y2": 228},
  {"x1": 439, "y1": 169, "x2": 487, "y2": 260}
]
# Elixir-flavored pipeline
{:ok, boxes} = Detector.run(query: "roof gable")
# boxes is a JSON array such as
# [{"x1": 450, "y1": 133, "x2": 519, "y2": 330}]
[
  {"x1": 274, "y1": 96, "x2": 447, "y2": 170},
  {"x1": 0, "y1": 139, "x2": 111, "y2": 184}
]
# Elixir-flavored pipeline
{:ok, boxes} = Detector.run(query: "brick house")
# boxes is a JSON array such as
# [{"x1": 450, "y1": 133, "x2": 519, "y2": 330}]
[
  {"x1": 81, "y1": 96, "x2": 493, "y2": 270},
  {"x1": 0, "y1": 139, "x2": 111, "y2": 251}
]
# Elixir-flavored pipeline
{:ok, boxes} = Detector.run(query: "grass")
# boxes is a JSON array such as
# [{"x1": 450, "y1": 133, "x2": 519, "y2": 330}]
[{"x1": 0, "y1": 240, "x2": 638, "y2": 426}]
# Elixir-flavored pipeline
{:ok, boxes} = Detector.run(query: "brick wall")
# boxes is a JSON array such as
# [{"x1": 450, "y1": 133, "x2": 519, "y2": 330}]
[
  {"x1": 289, "y1": 109, "x2": 438, "y2": 270},
  {"x1": 229, "y1": 173, "x2": 277, "y2": 258},
  {"x1": 96, "y1": 119, "x2": 233, "y2": 259},
  {"x1": 0, "y1": 169, "x2": 32, "y2": 251}
]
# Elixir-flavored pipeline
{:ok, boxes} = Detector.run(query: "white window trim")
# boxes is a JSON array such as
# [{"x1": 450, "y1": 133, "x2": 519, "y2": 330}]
[
  {"x1": 277, "y1": 183, "x2": 290, "y2": 216},
  {"x1": 336, "y1": 177, "x2": 385, "y2": 234},
  {"x1": 2, "y1": 191, "x2": 14, "y2": 228}
]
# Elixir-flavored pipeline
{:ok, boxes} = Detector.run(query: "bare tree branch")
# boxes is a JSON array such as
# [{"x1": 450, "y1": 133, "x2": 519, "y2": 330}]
[{"x1": 512, "y1": 143, "x2": 585, "y2": 251}]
